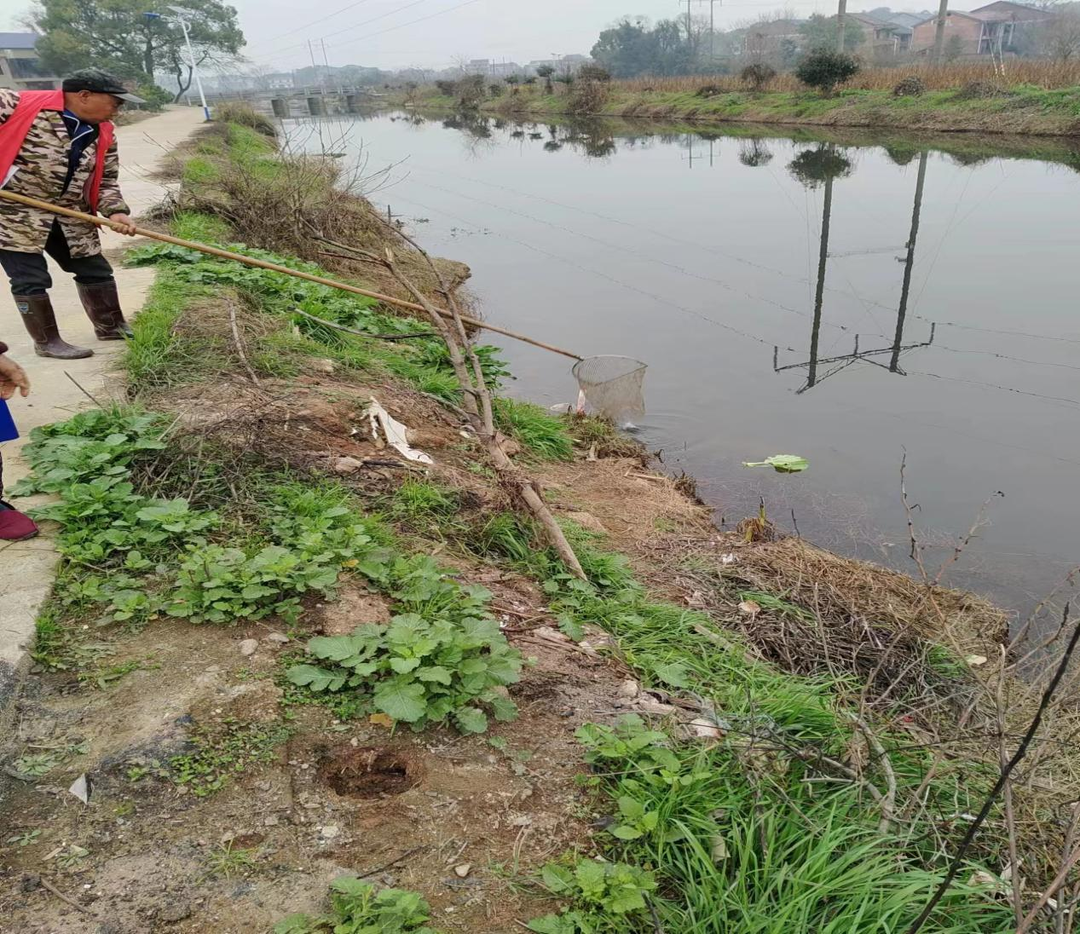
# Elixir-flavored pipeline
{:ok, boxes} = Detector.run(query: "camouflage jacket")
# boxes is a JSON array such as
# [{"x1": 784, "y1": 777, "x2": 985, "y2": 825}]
[{"x1": 0, "y1": 88, "x2": 129, "y2": 257}]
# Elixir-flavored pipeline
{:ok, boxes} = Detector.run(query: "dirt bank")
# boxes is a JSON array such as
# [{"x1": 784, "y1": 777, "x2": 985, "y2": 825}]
[{"x1": 1, "y1": 105, "x2": 1075, "y2": 934}]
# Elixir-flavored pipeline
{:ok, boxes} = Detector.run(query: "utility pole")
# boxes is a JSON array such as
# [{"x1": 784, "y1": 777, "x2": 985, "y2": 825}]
[
  {"x1": 891, "y1": 151, "x2": 929, "y2": 372},
  {"x1": 321, "y1": 39, "x2": 329, "y2": 69},
  {"x1": 691, "y1": 0, "x2": 719, "y2": 60},
  {"x1": 837, "y1": 0, "x2": 848, "y2": 52},
  {"x1": 932, "y1": 0, "x2": 949, "y2": 63},
  {"x1": 166, "y1": 7, "x2": 209, "y2": 122}
]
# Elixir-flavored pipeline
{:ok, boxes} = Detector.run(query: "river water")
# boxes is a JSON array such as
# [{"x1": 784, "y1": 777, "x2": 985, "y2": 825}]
[{"x1": 286, "y1": 111, "x2": 1080, "y2": 619}]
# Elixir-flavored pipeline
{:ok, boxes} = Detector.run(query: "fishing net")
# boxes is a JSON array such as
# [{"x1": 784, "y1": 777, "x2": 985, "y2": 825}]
[{"x1": 572, "y1": 355, "x2": 648, "y2": 424}]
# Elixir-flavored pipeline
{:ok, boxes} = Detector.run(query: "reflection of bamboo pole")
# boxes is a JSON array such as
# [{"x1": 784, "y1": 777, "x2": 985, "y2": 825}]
[
  {"x1": 808, "y1": 171, "x2": 835, "y2": 388},
  {"x1": 891, "y1": 151, "x2": 929, "y2": 372}
]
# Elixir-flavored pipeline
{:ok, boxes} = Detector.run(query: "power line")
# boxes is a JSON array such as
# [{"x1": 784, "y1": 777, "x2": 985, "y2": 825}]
[
  {"x1": 386, "y1": 192, "x2": 798, "y2": 351},
  {"x1": 407, "y1": 174, "x2": 868, "y2": 337},
  {"x1": 930, "y1": 343, "x2": 1080, "y2": 373},
  {"x1": 325, "y1": 0, "x2": 486, "y2": 53},
  {"x1": 906, "y1": 369, "x2": 1080, "y2": 410},
  {"x1": 242, "y1": 0, "x2": 435, "y2": 64},
  {"x1": 244, "y1": 0, "x2": 377, "y2": 52},
  {"x1": 406, "y1": 161, "x2": 901, "y2": 323}
]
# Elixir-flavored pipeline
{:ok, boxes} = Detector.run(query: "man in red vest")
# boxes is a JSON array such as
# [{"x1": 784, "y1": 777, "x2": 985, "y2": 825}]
[{"x1": 0, "y1": 69, "x2": 144, "y2": 359}]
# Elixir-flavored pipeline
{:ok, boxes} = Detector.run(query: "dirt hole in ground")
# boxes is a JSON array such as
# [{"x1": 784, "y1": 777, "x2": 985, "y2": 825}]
[{"x1": 318, "y1": 745, "x2": 425, "y2": 798}]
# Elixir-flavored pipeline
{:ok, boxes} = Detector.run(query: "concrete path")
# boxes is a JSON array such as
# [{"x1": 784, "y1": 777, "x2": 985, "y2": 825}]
[{"x1": 0, "y1": 105, "x2": 205, "y2": 708}]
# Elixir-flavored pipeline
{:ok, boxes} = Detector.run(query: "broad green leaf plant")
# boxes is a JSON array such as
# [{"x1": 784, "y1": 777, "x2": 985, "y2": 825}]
[
  {"x1": 274, "y1": 876, "x2": 440, "y2": 933},
  {"x1": 287, "y1": 557, "x2": 523, "y2": 734},
  {"x1": 527, "y1": 858, "x2": 659, "y2": 934}
]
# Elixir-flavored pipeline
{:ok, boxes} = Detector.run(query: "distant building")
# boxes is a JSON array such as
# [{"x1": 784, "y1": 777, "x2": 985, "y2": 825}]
[
  {"x1": 910, "y1": 1, "x2": 1051, "y2": 56},
  {"x1": 735, "y1": 20, "x2": 806, "y2": 57},
  {"x1": 460, "y1": 59, "x2": 522, "y2": 77},
  {"x1": 0, "y1": 32, "x2": 60, "y2": 91},
  {"x1": 525, "y1": 54, "x2": 591, "y2": 75},
  {"x1": 848, "y1": 12, "x2": 916, "y2": 57}
]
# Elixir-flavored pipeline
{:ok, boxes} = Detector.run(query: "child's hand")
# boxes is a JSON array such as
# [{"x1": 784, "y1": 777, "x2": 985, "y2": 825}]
[{"x1": 0, "y1": 354, "x2": 30, "y2": 400}]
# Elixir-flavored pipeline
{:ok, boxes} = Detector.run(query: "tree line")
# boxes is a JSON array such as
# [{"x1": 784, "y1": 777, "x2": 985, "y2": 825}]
[{"x1": 28, "y1": 0, "x2": 244, "y2": 102}]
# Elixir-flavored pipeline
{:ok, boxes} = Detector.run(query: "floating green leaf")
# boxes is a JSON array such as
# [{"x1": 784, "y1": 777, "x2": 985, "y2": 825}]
[{"x1": 742, "y1": 454, "x2": 809, "y2": 474}]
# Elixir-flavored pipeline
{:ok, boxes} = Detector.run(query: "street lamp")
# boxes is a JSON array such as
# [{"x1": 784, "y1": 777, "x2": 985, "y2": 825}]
[{"x1": 145, "y1": 7, "x2": 211, "y2": 121}]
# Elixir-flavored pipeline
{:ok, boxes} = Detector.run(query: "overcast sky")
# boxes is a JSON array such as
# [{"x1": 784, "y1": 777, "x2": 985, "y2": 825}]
[{"x1": 8, "y1": 0, "x2": 868, "y2": 73}]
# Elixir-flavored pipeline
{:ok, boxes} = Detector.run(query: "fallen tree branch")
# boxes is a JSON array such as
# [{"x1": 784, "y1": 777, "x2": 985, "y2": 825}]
[
  {"x1": 1016, "y1": 845, "x2": 1080, "y2": 934},
  {"x1": 227, "y1": 300, "x2": 261, "y2": 388},
  {"x1": 39, "y1": 876, "x2": 97, "y2": 918},
  {"x1": 356, "y1": 226, "x2": 586, "y2": 580},
  {"x1": 851, "y1": 715, "x2": 897, "y2": 835},
  {"x1": 356, "y1": 845, "x2": 427, "y2": 879}
]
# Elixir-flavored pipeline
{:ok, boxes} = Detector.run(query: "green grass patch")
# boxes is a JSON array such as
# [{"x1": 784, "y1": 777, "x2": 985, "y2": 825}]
[
  {"x1": 168, "y1": 718, "x2": 291, "y2": 797},
  {"x1": 391, "y1": 479, "x2": 460, "y2": 524},
  {"x1": 122, "y1": 266, "x2": 227, "y2": 394},
  {"x1": 494, "y1": 398, "x2": 574, "y2": 461},
  {"x1": 171, "y1": 209, "x2": 232, "y2": 243},
  {"x1": 226, "y1": 122, "x2": 276, "y2": 163},
  {"x1": 181, "y1": 155, "x2": 220, "y2": 186}
]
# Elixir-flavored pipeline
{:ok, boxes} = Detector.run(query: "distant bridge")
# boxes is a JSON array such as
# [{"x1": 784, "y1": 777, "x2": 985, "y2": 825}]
[{"x1": 209, "y1": 87, "x2": 385, "y2": 118}]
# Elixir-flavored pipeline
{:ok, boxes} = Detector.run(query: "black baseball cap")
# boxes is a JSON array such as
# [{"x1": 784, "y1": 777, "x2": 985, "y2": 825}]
[{"x1": 62, "y1": 69, "x2": 146, "y2": 104}]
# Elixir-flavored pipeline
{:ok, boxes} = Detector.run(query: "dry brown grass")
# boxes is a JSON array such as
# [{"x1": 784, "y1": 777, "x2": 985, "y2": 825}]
[
  {"x1": 619, "y1": 60, "x2": 1080, "y2": 94},
  {"x1": 177, "y1": 115, "x2": 464, "y2": 310}
]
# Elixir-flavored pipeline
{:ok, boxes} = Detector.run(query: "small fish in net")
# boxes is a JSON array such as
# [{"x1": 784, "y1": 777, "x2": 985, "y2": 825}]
[{"x1": 572, "y1": 355, "x2": 648, "y2": 426}]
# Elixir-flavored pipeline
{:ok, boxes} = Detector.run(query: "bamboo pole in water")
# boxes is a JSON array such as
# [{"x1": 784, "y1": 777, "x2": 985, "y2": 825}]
[{"x1": 0, "y1": 190, "x2": 583, "y2": 361}]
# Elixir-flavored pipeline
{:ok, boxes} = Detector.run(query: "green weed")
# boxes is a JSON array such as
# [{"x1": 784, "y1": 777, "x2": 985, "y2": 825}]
[
  {"x1": 55, "y1": 844, "x2": 90, "y2": 869},
  {"x1": 572, "y1": 715, "x2": 1010, "y2": 932},
  {"x1": 527, "y1": 858, "x2": 660, "y2": 933},
  {"x1": 287, "y1": 556, "x2": 521, "y2": 734},
  {"x1": 170, "y1": 719, "x2": 290, "y2": 797},
  {"x1": 472, "y1": 512, "x2": 536, "y2": 563},
  {"x1": 6, "y1": 829, "x2": 42, "y2": 847},
  {"x1": 13, "y1": 752, "x2": 60, "y2": 777},
  {"x1": 77, "y1": 658, "x2": 148, "y2": 690},
  {"x1": 204, "y1": 841, "x2": 258, "y2": 879},
  {"x1": 275, "y1": 876, "x2": 440, "y2": 933},
  {"x1": 391, "y1": 479, "x2": 460, "y2": 527}
]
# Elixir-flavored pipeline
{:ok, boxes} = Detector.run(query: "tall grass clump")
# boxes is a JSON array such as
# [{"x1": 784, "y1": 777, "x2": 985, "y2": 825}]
[
  {"x1": 213, "y1": 101, "x2": 277, "y2": 137},
  {"x1": 493, "y1": 398, "x2": 574, "y2": 461}
]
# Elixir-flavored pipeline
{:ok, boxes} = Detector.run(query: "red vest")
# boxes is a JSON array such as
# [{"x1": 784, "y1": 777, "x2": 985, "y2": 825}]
[{"x1": 0, "y1": 89, "x2": 114, "y2": 213}]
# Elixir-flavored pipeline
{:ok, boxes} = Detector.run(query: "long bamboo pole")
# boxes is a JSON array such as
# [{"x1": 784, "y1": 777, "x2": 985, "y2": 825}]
[{"x1": 0, "y1": 190, "x2": 583, "y2": 361}]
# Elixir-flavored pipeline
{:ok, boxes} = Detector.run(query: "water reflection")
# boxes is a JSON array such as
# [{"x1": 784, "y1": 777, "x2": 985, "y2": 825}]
[
  {"x1": 284, "y1": 110, "x2": 1080, "y2": 619},
  {"x1": 776, "y1": 145, "x2": 935, "y2": 392},
  {"x1": 738, "y1": 139, "x2": 774, "y2": 167}
]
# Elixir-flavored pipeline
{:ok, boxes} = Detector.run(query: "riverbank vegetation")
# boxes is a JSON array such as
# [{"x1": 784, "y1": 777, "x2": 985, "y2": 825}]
[
  {"x1": 4, "y1": 105, "x2": 1080, "y2": 933},
  {"x1": 394, "y1": 59, "x2": 1080, "y2": 137}
]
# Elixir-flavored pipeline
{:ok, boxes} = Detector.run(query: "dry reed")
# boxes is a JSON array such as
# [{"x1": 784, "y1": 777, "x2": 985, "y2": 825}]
[{"x1": 618, "y1": 60, "x2": 1080, "y2": 94}]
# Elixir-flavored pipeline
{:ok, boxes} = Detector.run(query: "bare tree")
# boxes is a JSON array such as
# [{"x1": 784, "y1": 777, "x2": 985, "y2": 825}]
[{"x1": 1037, "y1": 7, "x2": 1080, "y2": 60}]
